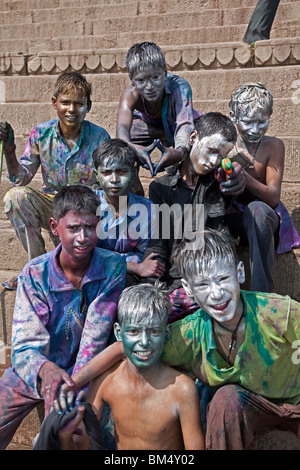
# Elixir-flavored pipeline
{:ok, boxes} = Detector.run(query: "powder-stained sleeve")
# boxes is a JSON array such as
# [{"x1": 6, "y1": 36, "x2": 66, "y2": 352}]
[
  {"x1": 11, "y1": 269, "x2": 51, "y2": 394},
  {"x1": 72, "y1": 255, "x2": 127, "y2": 375}
]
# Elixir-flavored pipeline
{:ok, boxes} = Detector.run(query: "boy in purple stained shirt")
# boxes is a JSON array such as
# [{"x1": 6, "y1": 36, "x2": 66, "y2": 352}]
[
  {"x1": 0, "y1": 185, "x2": 126, "y2": 450},
  {"x1": 93, "y1": 138, "x2": 165, "y2": 286},
  {"x1": 117, "y1": 41, "x2": 201, "y2": 194},
  {"x1": 0, "y1": 71, "x2": 110, "y2": 289}
]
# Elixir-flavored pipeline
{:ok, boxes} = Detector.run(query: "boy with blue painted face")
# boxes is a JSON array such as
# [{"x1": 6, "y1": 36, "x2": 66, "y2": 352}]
[{"x1": 55, "y1": 284, "x2": 205, "y2": 450}]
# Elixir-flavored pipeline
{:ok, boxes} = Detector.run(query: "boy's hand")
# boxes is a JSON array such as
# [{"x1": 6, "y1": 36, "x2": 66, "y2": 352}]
[
  {"x1": 217, "y1": 161, "x2": 246, "y2": 196},
  {"x1": 38, "y1": 361, "x2": 76, "y2": 416},
  {"x1": 136, "y1": 253, "x2": 165, "y2": 278},
  {"x1": 0, "y1": 121, "x2": 16, "y2": 157},
  {"x1": 134, "y1": 140, "x2": 157, "y2": 176},
  {"x1": 153, "y1": 141, "x2": 186, "y2": 175},
  {"x1": 54, "y1": 389, "x2": 86, "y2": 415}
]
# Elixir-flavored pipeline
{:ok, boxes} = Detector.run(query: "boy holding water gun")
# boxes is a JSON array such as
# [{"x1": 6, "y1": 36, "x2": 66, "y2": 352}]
[{"x1": 225, "y1": 82, "x2": 300, "y2": 292}]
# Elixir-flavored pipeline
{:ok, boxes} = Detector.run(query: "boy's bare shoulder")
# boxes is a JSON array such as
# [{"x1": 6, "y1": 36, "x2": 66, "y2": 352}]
[
  {"x1": 162, "y1": 363, "x2": 197, "y2": 395},
  {"x1": 120, "y1": 86, "x2": 140, "y2": 106},
  {"x1": 263, "y1": 135, "x2": 285, "y2": 149},
  {"x1": 91, "y1": 359, "x2": 125, "y2": 389}
]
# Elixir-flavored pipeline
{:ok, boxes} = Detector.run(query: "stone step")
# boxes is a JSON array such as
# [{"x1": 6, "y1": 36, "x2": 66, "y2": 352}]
[
  {"x1": 0, "y1": 0, "x2": 297, "y2": 14},
  {"x1": 1, "y1": 64, "x2": 299, "y2": 102},
  {"x1": 1, "y1": 36, "x2": 298, "y2": 75},
  {"x1": 1, "y1": 19, "x2": 299, "y2": 55},
  {"x1": 0, "y1": 134, "x2": 299, "y2": 191},
  {"x1": 2, "y1": 3, "x2": 297, "y2": 31},
  {"x1": 0, "y1": 181, "x2": 299, "y2": 270}
]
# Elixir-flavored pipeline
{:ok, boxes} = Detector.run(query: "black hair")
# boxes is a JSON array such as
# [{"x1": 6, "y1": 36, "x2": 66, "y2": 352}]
[{"x1": 53, "y1": 185, "x2": 100, "y2": 222}]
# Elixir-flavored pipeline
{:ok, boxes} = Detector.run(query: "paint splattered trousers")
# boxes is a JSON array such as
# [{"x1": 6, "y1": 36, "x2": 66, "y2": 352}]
[
  {"x1": 206, "y1": 384, "x2": 300, "y2": 450},
  {"x1": 225, "y1": 200, "x2": 280, "y2": 292},
  {"x1": 0, "y1": 366, "x2": 43, "y2": 449},
  {"x1": 3, "y1": 186, "x2": 58, "y2": 261}
]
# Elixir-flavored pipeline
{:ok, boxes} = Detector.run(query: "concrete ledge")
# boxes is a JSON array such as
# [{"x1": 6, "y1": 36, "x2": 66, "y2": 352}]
[{"x1": 1, "y1": 38, "x2": 300, "y2": 75}]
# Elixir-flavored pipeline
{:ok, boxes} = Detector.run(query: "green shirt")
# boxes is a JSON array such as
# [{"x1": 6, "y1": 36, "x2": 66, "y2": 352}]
[{"x1": 162, "y1": 291, "x2": 300, "y2": 405}]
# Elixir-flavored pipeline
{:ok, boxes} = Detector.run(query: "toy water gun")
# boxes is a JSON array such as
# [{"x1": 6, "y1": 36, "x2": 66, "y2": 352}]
[{"x1": 221, "y1": 158, "x2": 233, "y2": 180}]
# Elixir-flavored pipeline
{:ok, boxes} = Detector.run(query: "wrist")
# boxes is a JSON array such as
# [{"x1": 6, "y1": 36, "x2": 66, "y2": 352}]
[{"x1": 4, "y1": 144, "x2": 16, "y2": 155}]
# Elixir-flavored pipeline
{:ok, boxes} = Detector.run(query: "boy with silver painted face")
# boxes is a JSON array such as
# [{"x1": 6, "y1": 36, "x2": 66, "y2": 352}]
[
  {"x1": 53, "y1": 284, "x2": 205, "y2": 450},
  {"x1": 141, "y1": 112, "x2": 245, "y2": 322},
  {"x1": 93, "y1": 138, "x2": 165, "y2": 284},
  {"x1": 117, "y1": 41, "x2": 202, "y2": 193},
  {"x1": 226, "y1": 82, "x2": 300, "y2": 292}
]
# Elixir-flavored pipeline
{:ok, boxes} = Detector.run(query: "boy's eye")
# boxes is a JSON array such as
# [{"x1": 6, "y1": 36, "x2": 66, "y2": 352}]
[
  {"x1": 127, "y1": 329, "x2": 140, "y2": 335},
  {"x1": 219, "y1": 276, "x2": 230, "y2": 282},
  {"x1": 148, "y1": 328, "x2": 161, "y2": 335}
]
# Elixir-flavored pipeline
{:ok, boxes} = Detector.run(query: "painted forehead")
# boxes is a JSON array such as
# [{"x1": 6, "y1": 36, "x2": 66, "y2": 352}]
[
  {"x1": 121, "y1": 311, "x2": 167, "y2": 325},
  {"x1": 237, "y1": 107, "x2": 270, "y2": 121},
  {"x1": 198, "y1": 133, "x2": 234, "y2": 153},
  {"x1": 191, "y1": 260, "x2": 237, "y2": 280},
  {"x1": 235, "y1": 101, "x2": 271, "y2": 118},
  {"x1": 132, "y1": 64, "x2": 165, "y2": 77},
  {"x1": 98, "y1": 156, "x2": 132, "y2": 171},
  {"x1": 201, "y1": 132, "x2": 229, "y2": 145}
]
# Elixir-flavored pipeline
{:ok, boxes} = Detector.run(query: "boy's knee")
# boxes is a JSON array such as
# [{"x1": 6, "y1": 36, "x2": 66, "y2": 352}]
[
  {"x1": 3, "y1": 186, "x2": 33, "y2": 214},
  {"x1": 208, "y1": 385, "x2": 243, "y2": 416},
  {"x1": 244, "y1": 201, "x2": 277, "y2": 229}
]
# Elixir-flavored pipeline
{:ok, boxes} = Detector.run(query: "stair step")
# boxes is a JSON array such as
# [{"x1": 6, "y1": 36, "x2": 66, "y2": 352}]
[
  {"x1": 1, "y1": 21, "x2": 299, "y2": 53},
  {"x1": 0, "y1": 96, "x2": 299, "y2": 138},
  {"x1": 1, "y1": 64, "x2": 299, "y2": 102}
]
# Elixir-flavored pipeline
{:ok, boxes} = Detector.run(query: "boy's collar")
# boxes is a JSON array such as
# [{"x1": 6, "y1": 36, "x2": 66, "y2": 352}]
[
  {"x1": 55, "y1": 119, "x2": 87, "y2": 144},
  {"x1": 49, "y1": 244, "x2": 105, "y2": 291}
]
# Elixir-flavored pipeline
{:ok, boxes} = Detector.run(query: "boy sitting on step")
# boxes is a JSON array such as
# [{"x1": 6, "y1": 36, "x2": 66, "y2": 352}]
[
  {"x1": 0, "y1": 71, "x2": 110, "y2": 290},
  {"x1": 225, "y1": 82, "x2": 300, "y2": 292},
  {"x1": 0, "y1": 185, "x2": 126, "y2": 450},
  {"x1": 93, "y1": 138, "x2": 165, "y2": 285},
  {"x1": 47, "y1": 284, "x2": 205, "y2": 450},
  {"x1": 59, "y1": 229, "x2": 300, "y2": 450},
  {"x1": 116, "y1": 41, "x2": 201, "y2": 193}
]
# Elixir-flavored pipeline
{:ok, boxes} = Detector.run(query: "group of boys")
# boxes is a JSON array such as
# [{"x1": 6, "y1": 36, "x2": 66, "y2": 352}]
[{"x1": 0, "y1": 41, "x2": 299, "y2": 451}]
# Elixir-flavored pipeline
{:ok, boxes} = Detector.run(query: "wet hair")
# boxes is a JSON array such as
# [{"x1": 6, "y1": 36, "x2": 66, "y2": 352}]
[
  {"x1": 117, "y1": 283, "x2": 171, "y2": 326},
  {"x1": 92, "y1": 138, "x2": 136, "y2": 170},
  {"x1": 126, "y1": 42, "x2": 167, "y2": 79},
  {"x1": 172, "y1": 229, "x2": 239, "y2": 280},
  {"x1": 53, "y1": 185, "x2": 100, "y2": 222},
  {"x1": 53, "y1": 71, "x2": 92, "y2": 110},
  {"x1": 194, "y1": 112, "x2": 237, "y2": 144},
  {"x1": 229, "y1": 82, "x2": 273, "y2": 119}
]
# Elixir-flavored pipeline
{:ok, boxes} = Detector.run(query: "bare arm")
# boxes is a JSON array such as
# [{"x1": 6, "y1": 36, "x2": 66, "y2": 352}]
[
  {"x1": 178, "y1": 379, "x2": 205, "y2": 450},
  {"x1": 0, "y1": 121, "x2": 19, "y2": 178},
  {"x1": 116, "y1": 87, "x2": 137, "y2": 143},
  {"x1": 71, "y1": 341, "x2": 125, "y2": 390},
  {"x1": 243, "y1": 137, "x2": 284, "y2": 208},
  {"x1": 116, "y1": 88, "x2": 156, "y2": 175}
]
